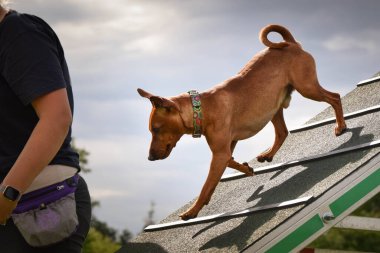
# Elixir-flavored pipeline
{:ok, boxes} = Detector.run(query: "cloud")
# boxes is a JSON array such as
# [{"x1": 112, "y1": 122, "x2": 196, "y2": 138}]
[
  {"x1": 122, "y1": 34, "x2": 166, "y2": 55},
  {"x1": 49, "y1": 0, "x2": 184, "y2": 57},
  {"x1": 91, "y1": 188, "x2": 129, "y2": 199},
  {"x1": 323, "y1": 29, "x2": 380, "y2": 54},
  {"x1": 73, "y1": 98, "x2": 150, "y2": 138}
]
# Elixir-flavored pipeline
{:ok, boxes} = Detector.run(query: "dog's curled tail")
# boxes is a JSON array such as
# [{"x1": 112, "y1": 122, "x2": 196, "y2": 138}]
[{"x1": 260, "y1": 24, "x2": 297, "y2": 49}]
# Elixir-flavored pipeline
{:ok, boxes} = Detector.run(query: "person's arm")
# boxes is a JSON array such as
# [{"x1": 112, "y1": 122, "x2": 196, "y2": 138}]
[{"x1": 0, "y1": 88, "x2": 72, "y2": 223}]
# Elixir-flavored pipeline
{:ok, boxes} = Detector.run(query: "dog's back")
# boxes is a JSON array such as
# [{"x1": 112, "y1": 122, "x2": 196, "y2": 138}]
[{"x1": 205, "y1": 25, "x2": 310, "y2": 139}]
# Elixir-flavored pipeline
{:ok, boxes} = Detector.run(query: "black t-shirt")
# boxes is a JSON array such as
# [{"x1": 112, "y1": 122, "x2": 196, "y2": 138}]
[{"x1": 0, "y1": 10, "x2": 80, "y2": 181}]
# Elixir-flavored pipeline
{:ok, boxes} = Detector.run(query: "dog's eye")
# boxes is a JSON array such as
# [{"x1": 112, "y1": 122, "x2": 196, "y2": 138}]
[{"x1": 152, "y1": 127, "x2": 160, "y2": 134}]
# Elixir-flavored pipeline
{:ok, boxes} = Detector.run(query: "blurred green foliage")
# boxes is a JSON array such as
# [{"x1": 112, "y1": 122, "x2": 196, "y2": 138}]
[{"x1": 83, "y1": 228, "x2": 121, "y2": 253}]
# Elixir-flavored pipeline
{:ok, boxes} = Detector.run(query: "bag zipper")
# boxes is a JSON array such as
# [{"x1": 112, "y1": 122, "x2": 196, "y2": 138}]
[{"x1": 19, "y1": 183, "x2": 66, "y2": 203}]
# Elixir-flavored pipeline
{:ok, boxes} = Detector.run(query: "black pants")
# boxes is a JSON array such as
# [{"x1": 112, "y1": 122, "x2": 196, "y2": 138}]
[{"x1": 0, "y1": 176, "x2": 91, "y2": 253}]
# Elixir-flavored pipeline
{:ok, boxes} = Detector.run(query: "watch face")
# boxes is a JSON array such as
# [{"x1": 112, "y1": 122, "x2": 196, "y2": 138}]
[{"x1": 4, "y1": 186, "x2": 20, "y2": 201}]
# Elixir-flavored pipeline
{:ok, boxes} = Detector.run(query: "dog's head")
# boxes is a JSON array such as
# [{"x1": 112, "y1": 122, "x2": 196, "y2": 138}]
[{"x1": 138, "y1": 88, "x2": 184, "y2": 161}]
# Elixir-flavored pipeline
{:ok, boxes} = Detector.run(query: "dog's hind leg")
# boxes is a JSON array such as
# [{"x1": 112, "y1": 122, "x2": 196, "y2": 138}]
[
  {"x1": 300, "y1": 85, "x2": 346, "y2": 136},
  {"x1": 308, "y1": 87, "x2": 347, "y2": 136},
  {"x1": 257, "y1": 108, "x2": 288, "y2": 163},
  {"x1": 292, "y1": 55, "x2": 347, "y2": 136},
  {"x1": 322, "y1": 89, "x2": 347, "y2": 136}
]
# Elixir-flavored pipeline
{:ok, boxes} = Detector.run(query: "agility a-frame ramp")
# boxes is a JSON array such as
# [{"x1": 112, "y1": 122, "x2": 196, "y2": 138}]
[
  {"x1": 119, "y1": 75, "x2": 380, "y2": 253},
  {"x1": 245, "y1": 152, "x2": 380, "y2": 253}
]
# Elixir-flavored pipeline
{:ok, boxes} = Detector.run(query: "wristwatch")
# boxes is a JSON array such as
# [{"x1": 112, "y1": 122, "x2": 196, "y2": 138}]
[{"x1": 0, "y1": 185, "x2": 21, "y2": 202}]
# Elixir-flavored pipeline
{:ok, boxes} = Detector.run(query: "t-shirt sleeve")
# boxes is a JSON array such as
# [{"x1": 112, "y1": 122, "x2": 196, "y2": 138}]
[{"x1": 1, "y1": 30, "x2": 66, "y2": 105}]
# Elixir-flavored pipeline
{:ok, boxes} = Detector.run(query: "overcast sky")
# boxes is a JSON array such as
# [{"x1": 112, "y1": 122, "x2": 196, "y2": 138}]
[{"x1": 12, "y1": 0, "x2": 380, "y2": 235}]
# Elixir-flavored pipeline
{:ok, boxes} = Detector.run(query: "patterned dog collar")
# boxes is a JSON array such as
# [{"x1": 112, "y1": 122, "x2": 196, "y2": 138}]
[{"x1": 188, "y1": 90, "x2": 202, "y2": 138}]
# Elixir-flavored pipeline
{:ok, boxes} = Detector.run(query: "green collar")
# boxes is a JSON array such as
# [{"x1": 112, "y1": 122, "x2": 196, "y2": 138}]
[{"x1": 188, "y1": 90, "x2": 202, "y2": 138}]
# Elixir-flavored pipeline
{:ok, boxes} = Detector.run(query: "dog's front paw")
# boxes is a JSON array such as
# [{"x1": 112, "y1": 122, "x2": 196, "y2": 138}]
[
  {"x1": 335, "y1": 124, "x2": 347, "y2": 136},
  {"x1": 242, "y1": 162, "x2": 255, "y2": 176},
  {"x1": 179, "y1": 208, "x2": 199, "y2": 221}
]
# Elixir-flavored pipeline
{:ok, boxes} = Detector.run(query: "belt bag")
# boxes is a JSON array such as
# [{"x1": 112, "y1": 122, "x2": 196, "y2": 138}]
[{"x1": 11, "y1": 174, "x2": 79, "y2": 247}]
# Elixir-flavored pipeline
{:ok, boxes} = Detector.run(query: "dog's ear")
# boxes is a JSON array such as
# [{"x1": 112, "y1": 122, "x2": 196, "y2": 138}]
[
  {"x1": 137, "y1": 88, "x2": 181, "y2": 112},
  {"x1": 150, "y1": 96, "x2": 181, "y2": 112},
  {"x1": 137, "y1": 88, "x2": 154, "y2": 99}
]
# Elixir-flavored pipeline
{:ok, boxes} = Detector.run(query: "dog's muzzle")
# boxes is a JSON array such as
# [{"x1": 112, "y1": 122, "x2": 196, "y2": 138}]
[{"x1": 148, "y1": 144, "x2": 172, "y2": 161}]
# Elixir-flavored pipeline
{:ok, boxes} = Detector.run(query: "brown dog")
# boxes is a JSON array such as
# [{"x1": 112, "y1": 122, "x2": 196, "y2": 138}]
[{"x1": 138, "y1": 24, "x2": 347, "y2": 220}]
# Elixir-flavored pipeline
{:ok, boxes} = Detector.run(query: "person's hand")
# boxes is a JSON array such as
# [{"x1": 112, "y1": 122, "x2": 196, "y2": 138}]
[{"x1": 0, "y1": 194, "x2": 18, "y2": 226}]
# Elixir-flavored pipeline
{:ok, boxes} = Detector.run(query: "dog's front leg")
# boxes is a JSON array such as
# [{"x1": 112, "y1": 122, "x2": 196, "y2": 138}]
[
  {"x1": 179, "y1": 151, "x2": 230, "y2": 220},
  {"x1": 228, "y1": 158, "x2": 254, "y2": 176}
]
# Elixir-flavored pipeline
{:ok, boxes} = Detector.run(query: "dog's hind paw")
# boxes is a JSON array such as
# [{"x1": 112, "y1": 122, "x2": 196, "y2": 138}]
[{"x1": 256, "y1": 155, "x2": 273, "y2": 163}]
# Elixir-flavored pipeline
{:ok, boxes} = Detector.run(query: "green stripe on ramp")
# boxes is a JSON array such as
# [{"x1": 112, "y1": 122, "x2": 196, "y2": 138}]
[{"x1": 266, "y1": 214, "x2": 324, "y2": 253}]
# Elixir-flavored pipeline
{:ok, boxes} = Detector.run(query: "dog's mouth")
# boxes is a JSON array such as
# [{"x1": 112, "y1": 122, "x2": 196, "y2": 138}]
[
  {"x1": 164, "y1": 144, "x2": 173, "y2": 158},
  {"x1": 161, "y1": 143, "x2": 175, "y2": 159},
  {"x1": 148, "y1": 144, "x2": 174, "y2": 161}
]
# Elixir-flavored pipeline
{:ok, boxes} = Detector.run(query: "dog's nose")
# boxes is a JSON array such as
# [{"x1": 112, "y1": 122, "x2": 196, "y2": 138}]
[{"x1": 148, "y1": 153, "x2": 157, "y2": 161}]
